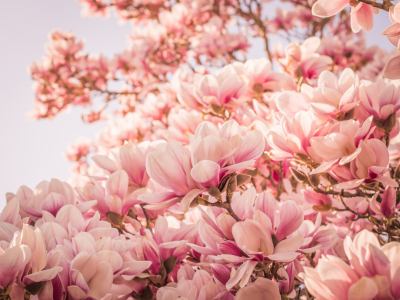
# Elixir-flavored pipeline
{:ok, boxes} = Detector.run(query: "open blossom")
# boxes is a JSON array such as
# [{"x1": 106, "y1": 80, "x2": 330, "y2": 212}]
[
  {"x1": 309, "y1": 118, "x2": 373, "y2": 174},
  {"x1": 177, "y1": 70, "x2": 246, "y2": 111},
  {"x1": 91, "y1": 140, "x2": 166, "y2": 188},
  {"x1": 279, "y1": 37, "x2": 333, "y2": 85},
  {"x1": 301, "y1": 68, "x2": 360, "y2": 121},
  {"x1": 303, "y1": 230, "x2": 400, "y2": 300},
  {"x1": 267, "y1": 110, "x2": 316, "y2": 160},
  {"x1": 81, "y1": 170, "x2": 141, "y2": 217},
  {"x1": 224, "y1": 58, "x2": 296, "y2": 99},
  {"x1": 187, "y1": 189, "x2": 336, "y2": 292},
  {"x1": 140, "y1": 120, "x2": 265, "y2": 212},
  {"x1": 359, "y1": 77, "x2": 400, "y2": 121},
  {"x1": 8, "y1": 179, "x2": 96, "y2": 220},
  {"x1": 312, "y1": 0, "x2": 377, "y2": 32},
  {"x1": 157, "y1": 265, "x2": 234, "y2": 300}
]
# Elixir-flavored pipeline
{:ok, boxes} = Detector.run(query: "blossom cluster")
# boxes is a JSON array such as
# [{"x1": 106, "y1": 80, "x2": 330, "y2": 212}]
[{"x1": 3, "y1": 0, "x2": 400, "y2": 299}]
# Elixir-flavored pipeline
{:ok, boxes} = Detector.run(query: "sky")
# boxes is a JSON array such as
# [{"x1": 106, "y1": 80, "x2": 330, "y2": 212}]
[{"x1": 0, "y1": 1, "x2": 394, "y2": 210}]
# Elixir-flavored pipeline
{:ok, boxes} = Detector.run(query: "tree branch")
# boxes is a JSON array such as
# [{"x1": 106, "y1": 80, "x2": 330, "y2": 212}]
[{"x1": 356, "y1": 0, "x2": 393, "y2": 11}]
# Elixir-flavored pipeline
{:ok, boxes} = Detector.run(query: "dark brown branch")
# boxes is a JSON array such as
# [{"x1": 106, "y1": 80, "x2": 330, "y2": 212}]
[
  {"x1": 140, "y1": 203, "x2": 152, "y2": 230},
  {"x1": 356, "y1": 0, "x2": 393, "y2": 11}
]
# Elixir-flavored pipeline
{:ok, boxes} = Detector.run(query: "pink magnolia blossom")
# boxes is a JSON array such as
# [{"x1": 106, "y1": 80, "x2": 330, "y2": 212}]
[
  {"x1": 279, "y1": 37, "x2": 333, "y2": 85},
  {"x1": 81, "y1": 170, "x2": 137, "y2": 217},
  {"x1": 177, "y1": 71, "x2": 247, "y2": 111},
  {"x1": 235, "y1": 277, "x2": 281, "y2": 300},
  {"x1": 140, "y1": 120, "x2": 264, "y2": 212},
  {"x1": 309, "y1": 118, "x2": 374, "y2": 174},
  {"x1": 224, "y1": 58, "x2": 296, "y2": 99},
  {"x1": 267, "y1": 110, "x2": 316, "y2": 160},
  {"x1": 301, "y1": 68, "x2": 360, "y2": 121},
  {"x1": 9, "y1": 179, "x2": 96, "y2": 220},
  {"x1": 157, "y1": 265, "x2": 234, "y2": 300},
  {"x1": 312, "y1": 0, "x2": 378, "y2": 33},
  {"x1": 91, "y1": 140, "x2": 166, "y2": 188},
  {"x1": 303, "y1": 230, "x2": 400, "y2": 300},
  {"x1": 370, "y1": 186, "x2": 397, "y2": 219},
  {"x1": 359, "y1": 77, "x2": 400, "y2": 121}
]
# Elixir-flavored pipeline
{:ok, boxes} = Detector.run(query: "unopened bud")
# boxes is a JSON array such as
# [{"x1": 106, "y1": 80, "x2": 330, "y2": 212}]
[
  {"x1": 246, "y1": 168, "x2": 258, "y2": 177},
  {"x1": 312, "y1": 205, "x2": 331, "y2": 212},
  {"x1": 237, "y1": 174, "x2": 252, "y2": 187},
  {"x1": 272, "y1": 234, "x2": 280, "y2": 247},
  {"x1": 210, "y1": 104, "x2": 224, "y2": 115},
  {"x1": 368, "y1": 216, "x2": 379, "y2": 225},
  {"x1": 227, "y1": 176, "x2": 238, "y2": 193},
  {"x1": 106, "y1": 211, "x2": 124, "y2": 226},
  {"x1": 209, "y1": 186, "x2": 221, "y2": 198},
  {"x1": 309, "y1": 174, "x2": 320, "y2": 187},
  {"x1": 189, "y1": 197, "x2": 199, "y2": 208},
  {"x1": 253, "y1": 83, "x2": 264, "y2": 96},
  {"x1": 290, "y1": 167, "x2": 307, "y2": 183},
  {"x1": 384, "y1": 113, "x2": 397, "y2": 131},
  {"x1": 335, "y1": 111, "x2": 346, "y2": 121},
  {"x1": 395, "y1": 166, "x2": 400, "y2": 179},
  {"x1": 294, "y1": 153, "x2": 309, "y2": 162}
]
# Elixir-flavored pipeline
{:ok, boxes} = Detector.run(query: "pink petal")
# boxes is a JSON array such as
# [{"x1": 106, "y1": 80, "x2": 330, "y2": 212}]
[
  {"x1": 40, "y1": 193, "x2": 65, "y2": 216},
  {"x1": 312, "y1": 0, "x2": 349, "y2": 18},
  {"x1": 120, "y1": 143, "x2": 146, "y2": 186},
  {"x1": 56, "y1": 205, "x2": 84, "y2": 232},
  {"x1": 226, "y1": 260, "x2": 257, "y2": 290},
  {"x1": 355, "y1": 4, "x2": 374, "y2": 32},
  {"x1": 191, "y1": 160, "x2": 221, "y2": 188},
  {"x1": 23, "y1": 267, "x2": 63, "y2": 285},
  {"x1": 91, "y1": 155, "x2": 119, "y2": 174},
  {"x1": 235, "y1": 277, "x2": 281, "y2": 300},
  {"x1": 180, "y1": 189, "x2": 204, "y2": 213},
  {"x1": 0, "y1": 245, "x2": 32, "y2": 288},
  {"x1": 267, "y1": 252, "x2": 300, "y2": 262},
  {"x1": 383, "y1": 55, "x2": 400, "y2": 80},
  {"x1": 106, "y1": 170, "x2": 129, "y2": 200},
  {"x1": 348, "y1": 277, "x2": 378, "y2": 300},
  {"x1": 235, "y1": 130, "x2": 265, "y2": 163},
  {"x1": 0, "y1": 197, "x2": 20, "y2": 224},
  {"x1": 121, "y1": 260, "x2": 152, "y2": 276},
  {"x1": 274, "y1": 235, "x2": 305, "y2": 254},
  {"x1": 275, "y1": 201, "x2": 303, "y2": 241},
  {"x1": 335, "y1": 178, "x2": 365, "y2": 190}
]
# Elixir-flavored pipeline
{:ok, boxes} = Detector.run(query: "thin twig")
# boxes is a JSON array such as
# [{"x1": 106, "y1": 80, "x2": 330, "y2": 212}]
[{"x1": 356, "y1": 0, "x2": 393, "y2": 11}]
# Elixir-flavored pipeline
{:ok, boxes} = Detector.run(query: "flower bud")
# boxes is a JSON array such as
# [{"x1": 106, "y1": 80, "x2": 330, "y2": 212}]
[
  {"x1": 290, "y1": 167, "x2": 307, "y2": 183},
  {"x1": 312, "y1": 205, "x2": 331, "y2": 212},
  {"x1": 209, "y1": 186, "x2": 221, "y2": 198}
]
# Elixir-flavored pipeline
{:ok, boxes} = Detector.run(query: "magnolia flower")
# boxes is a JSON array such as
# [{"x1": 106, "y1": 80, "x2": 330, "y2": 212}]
[
  {"x1": 235, "y1": 277, "x2": 281, "y2": 300},
  {"x1": 9, "y1": 179, "x2": 96, "y2": 220},
  {"x1": 140, "y1": 120, "x2": 264, "y2": 212},
  {"x1": 279, "y1": 37, "x2": 333, "y2": 85},
  {"x1": 157, "y1": 265, "x2": 234, "y2": 300},
  {"x1": 224, "y1": 58, "x2": 295, "y2": 99},
  {"x1": 303, "y1": 230, "x2": 400, "y2": 300},
  {"x1": 309, "y1": 118, "x2": 373, "y2": 174},
  {"x1": 359, "y1": 77, "x2": 400, "y2": 122},
  {"x1": 267, "y1": 110, "x2": 316, "y2": 160},
  {"x1": 91, "y1": 140, "x2": 166, "y2": 188},
  {"x1": 177, "y1": 70, "x2": 246, "y2": 111},
  {"x1": 301, "y1": 68, "x2": 360, "y2": 121},
  {"x1": 370, "y1": 186, "x2": 397, "y2": 219},
  {"x1": 312, "y1": 0, "x2": 378, "y2": 33}
]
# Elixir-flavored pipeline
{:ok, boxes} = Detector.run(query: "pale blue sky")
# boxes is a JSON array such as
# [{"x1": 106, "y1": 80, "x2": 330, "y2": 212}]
[{"x1": 0, "y1": 1, "x2": 393, "y2": 209}]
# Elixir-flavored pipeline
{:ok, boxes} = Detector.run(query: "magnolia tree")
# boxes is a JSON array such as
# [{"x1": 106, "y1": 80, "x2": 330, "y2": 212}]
[{"x1": 3, "y1": 0, "x2": 400, "y2": 299}]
